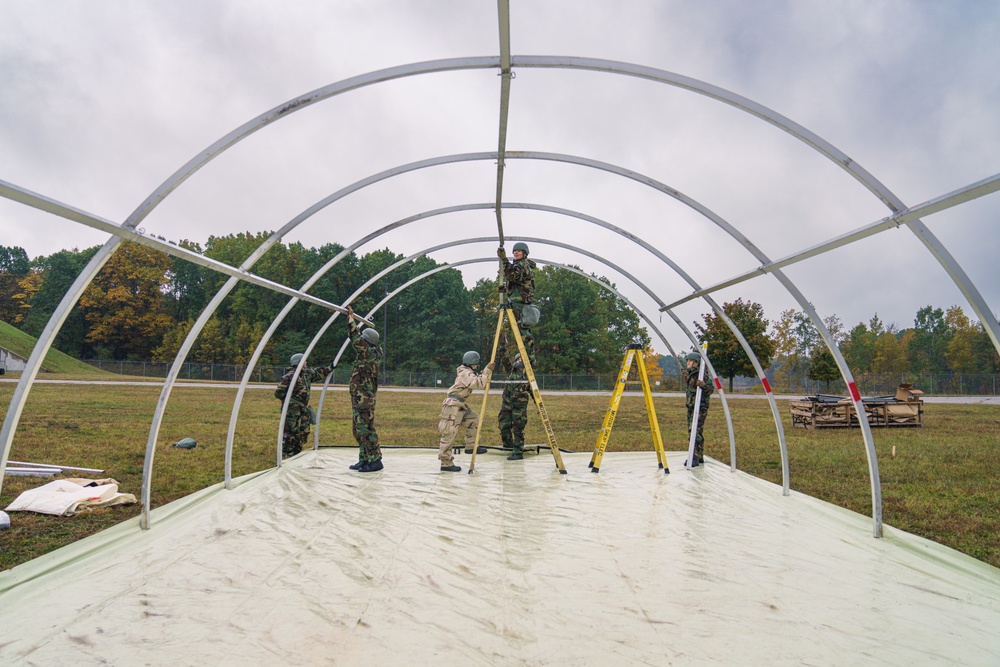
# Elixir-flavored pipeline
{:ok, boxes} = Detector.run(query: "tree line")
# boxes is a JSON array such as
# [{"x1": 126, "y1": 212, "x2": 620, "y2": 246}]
[
  {"x1": 2, "y1": 242, "x2": 995, "y2": 384},
  {"x1": 693, "y1": 297, "x2": 999, "y2": 392},
  {"x1": 0, "y1": 238, "x2": 649, "y2": 374}
]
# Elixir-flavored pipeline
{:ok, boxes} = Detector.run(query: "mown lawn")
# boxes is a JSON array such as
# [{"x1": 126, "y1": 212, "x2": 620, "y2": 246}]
[{"x1": 1, "y1": 381, "x2": 998, "y2": 570}]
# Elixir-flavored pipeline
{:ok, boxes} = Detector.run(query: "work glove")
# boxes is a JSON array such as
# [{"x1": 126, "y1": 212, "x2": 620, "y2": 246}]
[
  {"x1": 497, "y1": 246, "x2": 507, "y2": 259},
  {"x1": 486, "y1": 361, "x2": 495, "y2": 372},
  {"x1": 696, "y1": 380, "x2": 707, "y2": 388}
]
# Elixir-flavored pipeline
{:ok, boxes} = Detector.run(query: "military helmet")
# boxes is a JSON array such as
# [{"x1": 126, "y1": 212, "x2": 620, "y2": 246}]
[
  {"x1": 361, "y1": 328, "x2": 380, "y2": 345},
  {"x1": 685, "y1": 351, "x2": 702, "y2": 363},
  {"x1": 512, "y1": 241, "x2": 529, "y2": 256},
  {"x1": 290, "y1": 353, "x2": 305, "y2": 366},
  {"x1": 462, "y1": 351, "x2": 481, "y2": 366},
  {"x1": 513, "y1": 353, "x2": 524, "y2": 370}
]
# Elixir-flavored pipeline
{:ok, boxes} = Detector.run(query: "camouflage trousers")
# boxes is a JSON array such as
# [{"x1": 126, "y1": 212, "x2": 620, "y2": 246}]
[
  {"x1": 686, "y1": 397, "x2": 710, "y2": 461},
  {"x1": 282, "y1": 403, "x2": 311, "y2": 457},
  {"x1": 351, "y1": 390, "x2": 381, "y2": 463},
  {"x1": 437, "y1": 400, "x2": 478, "y2": 465},
  {"x1": 498, "y1": 389, "x2": 529, "y2": 453}
]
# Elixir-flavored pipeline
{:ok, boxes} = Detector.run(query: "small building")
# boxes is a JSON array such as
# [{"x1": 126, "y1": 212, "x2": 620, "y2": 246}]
[{"x1": 0, "y1": 346, "x2": 29, "y2": 374}]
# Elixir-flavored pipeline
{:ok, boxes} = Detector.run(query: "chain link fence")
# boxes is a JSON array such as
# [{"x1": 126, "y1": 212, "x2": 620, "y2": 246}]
[{"x1": 81, "y1": 360, "x2": 996, "y2": 396}]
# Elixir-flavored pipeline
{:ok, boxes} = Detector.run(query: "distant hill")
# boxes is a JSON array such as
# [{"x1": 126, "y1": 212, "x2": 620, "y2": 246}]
[{"x1": 0, "y1": 320, "x2": 105, "y2": 374}]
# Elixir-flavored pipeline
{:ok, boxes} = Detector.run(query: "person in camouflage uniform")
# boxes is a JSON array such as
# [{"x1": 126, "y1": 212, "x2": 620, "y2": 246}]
[
  {"x1": 497, "y1": 242, "x2": 537, "y2": 364},
  {"x1": 347, "y1": 306, "x2": 384, "y2": 472},
  {"x1": 274, "y1": 353, "x2": 333, "y2": 458},
  {"x1": 437, "y1": 351, "x2": 494, "y2": 472},
  {"x1": 497, "y1": 347, "x2": 531, "y2": 460},
  {"x1": 683, "y1": 351, "x2": 713, "y2": 467}
]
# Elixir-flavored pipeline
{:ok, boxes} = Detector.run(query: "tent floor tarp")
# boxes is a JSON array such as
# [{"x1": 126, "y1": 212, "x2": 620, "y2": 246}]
[{"x1": 1, "y1": 449, "x2": 998, "y2": 665}]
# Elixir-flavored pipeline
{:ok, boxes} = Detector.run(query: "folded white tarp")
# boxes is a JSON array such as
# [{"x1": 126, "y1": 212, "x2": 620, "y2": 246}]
[{"x1": 5, "y1": 477, "x2": 136, "y2": 516}]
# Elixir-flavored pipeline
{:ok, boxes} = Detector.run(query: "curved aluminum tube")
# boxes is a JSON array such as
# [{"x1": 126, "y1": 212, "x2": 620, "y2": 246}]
[
  {"x1": 0, "y1": 58, "x2": 495, "y2": 502},
  {"x1": 207, "y1": 148, "x2": 790, "y2": 490},
  {"x1": 305, "y1": 241, "x2": 737, "y2": 465},
  {"x1": 663, "y1": 309, "x2": 738, "y2": 472},
  {"x1": 14, "y1": 57, "x2": 982, "y2": 534}
]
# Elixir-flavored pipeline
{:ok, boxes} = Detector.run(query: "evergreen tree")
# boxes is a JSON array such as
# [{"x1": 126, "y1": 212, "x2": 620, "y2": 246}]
[
  {"x1": 0, "y1": 245, "x2": 31, "y2": 325},
  {"x1": 22, "y1": 246, "x2": 102, "y2": 357},
  {"x1": 807, "y1": 347, "x2": 840, "y2": 391}
]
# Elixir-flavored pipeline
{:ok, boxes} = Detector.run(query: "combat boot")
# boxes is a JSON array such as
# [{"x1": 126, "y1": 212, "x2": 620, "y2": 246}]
[
  {"x1": 506, "y1": 452, "x2": 523, "y2": 461},
  {"x1": 349, "y1": 461, "x2": 364, "y2": 470},
  {"x1": 441, "y1": 465, "x2": 462, "y2": 472},
  {"x1": 464, "y1": 446, "x2": 488, "y2": 454},
  {"x1": 359, "y1": 459, "x2": 384, "y2": 472}
]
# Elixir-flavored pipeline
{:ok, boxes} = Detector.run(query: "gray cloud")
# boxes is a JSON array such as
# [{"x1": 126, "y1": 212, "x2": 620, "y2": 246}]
[{"x1": 1, "y1": 0, "x2": 997, "y2": 350}]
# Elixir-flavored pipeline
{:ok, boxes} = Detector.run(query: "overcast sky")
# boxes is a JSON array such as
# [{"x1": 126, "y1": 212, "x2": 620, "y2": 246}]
[{"x1": 1, "y1": 0, "x2": 998, "y2": 353}]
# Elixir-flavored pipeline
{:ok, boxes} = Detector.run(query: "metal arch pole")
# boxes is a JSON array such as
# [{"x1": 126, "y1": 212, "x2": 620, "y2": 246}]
[
  {"x1": 311, "y1": 245, "x2": 739, "y2": 476},
  {"x1": 497, "y1": 151, "x2": 875, "y2": 510},
  {"x1": 509, "y1": 55, "x2": 998, "y2": 373},
  {"x1": 1, "y1": 58, "x2": 500, "y2": 499},
  {"x1": 306, "y1": 245, "x2": 729, "y2": 464},
  {"x1": 221, "y1": 190, "x2": 770, "y2": 490},
  {"x1": 664, "y1": 173, "x2": 1000, "y2": 311},
  {"x1": 324, "y1": 256, "x2": 681, "y2": 383},
  {"x1": 511, "y1": 55, "x2": 891, "y2": 208},
  {"x1": 223, "y1": 203, "x2": 503, "y2": 483},
  {"x1": 663, "y1": 310, "x2": 738, "y2": 472},
  {"x1": 0, "y1": 181, "x2": 363, "y2": 314},
  {"x1": 0, "y1": 242, "x2": 116, "y2": 497},
  {"x1": 494, "y1": 0, "x2": 512, "y2": 245}
]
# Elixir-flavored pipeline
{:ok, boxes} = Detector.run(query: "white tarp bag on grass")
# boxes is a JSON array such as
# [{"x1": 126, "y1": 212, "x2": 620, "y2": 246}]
[{"x1": 5, "y1": 478, "x2": 137, "y2": 516}]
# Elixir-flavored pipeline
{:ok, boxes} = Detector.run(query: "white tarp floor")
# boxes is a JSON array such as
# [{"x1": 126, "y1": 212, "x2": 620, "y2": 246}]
[{"x1": 1, "y1": 448, "x2": 998, "y2": 666}]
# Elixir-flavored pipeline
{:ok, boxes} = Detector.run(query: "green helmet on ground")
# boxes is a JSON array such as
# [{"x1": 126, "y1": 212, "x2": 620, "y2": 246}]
[
  {"x1": 462, "y1": 351, "x2": 481, "y2": 366},
  {"x1": 361, "y1": 328, "x2": 379, "y2": 345},
  {"x1": 512, "y1": 242, "x2": 529, "y2": 255},
  {"x1": 290, "y1": 353, "x2": 304, "y2": 366}
]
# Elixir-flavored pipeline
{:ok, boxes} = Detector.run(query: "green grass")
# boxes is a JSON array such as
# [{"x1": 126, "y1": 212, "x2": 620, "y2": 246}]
[
  {"x1": 0, "y1": 320, "x2": 109, "y2": 375},
  {"x1": 1, "y1": 382, "x2": 998, "y2": 571}
]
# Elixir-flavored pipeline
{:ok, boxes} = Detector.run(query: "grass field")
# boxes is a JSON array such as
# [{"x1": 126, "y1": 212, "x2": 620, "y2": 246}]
[{"x1": 1, "y1": 380, "x2": 998, "y2": 571}]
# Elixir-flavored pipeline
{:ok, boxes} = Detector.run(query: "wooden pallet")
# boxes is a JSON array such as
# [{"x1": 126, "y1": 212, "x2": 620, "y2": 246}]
[{"x1": 790, "y1": 393, "x2": 923, "y2": 430}]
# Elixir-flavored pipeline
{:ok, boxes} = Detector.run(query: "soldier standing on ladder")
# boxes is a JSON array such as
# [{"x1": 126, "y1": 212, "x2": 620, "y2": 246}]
[
  {"x1": 496, "y1": 241, "x2": 538, "y2": 461},
  {"x1": 497, "y1": 242, "x2": 537, "y2": 363},
  {"x1": 684, "y1": 350, "x2": 713, "y2": 467}
]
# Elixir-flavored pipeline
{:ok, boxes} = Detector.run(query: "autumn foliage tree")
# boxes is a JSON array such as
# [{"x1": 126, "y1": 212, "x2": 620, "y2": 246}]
[{"x1": 78, "y1": 242, "x2": 174, "y2": 359}]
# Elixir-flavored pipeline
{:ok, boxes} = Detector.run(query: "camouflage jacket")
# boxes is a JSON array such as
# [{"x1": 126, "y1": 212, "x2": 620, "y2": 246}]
[
  {"x1": 502, "y1": 256, "x2": 536, "y2": 304},
  {"x1": 682, "y1": 364, "x2": 714, "y2": 407},
  {"x1": 348, "y1": 320, "x2": 382, "y2": 396},
  {"x1": 275, "y1": 363, "x2": 333, "y2": 407}
]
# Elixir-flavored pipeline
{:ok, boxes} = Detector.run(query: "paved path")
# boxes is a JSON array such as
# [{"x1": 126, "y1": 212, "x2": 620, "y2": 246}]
[{"x1": 3, "y1": 377, "x2": 998, "y2": 404}]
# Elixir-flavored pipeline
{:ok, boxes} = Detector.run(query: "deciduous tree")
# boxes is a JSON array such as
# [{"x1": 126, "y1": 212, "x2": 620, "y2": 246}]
[
  {"x1": 78, "y1": 242, "x2": 174, "y2": 359},
  {"x1": 695, "y1": 298, "x2": 776, "y2": 392}
]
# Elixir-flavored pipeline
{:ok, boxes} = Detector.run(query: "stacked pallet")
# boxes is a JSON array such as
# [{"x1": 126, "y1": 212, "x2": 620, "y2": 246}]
[{"x1": 790, "y1": 383, "x2": 924, "y2": 429}]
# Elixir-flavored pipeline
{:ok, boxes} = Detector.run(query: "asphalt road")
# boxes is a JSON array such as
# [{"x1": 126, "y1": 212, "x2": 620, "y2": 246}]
[{"x1": 3, "y1": 377, "x2": 998, "y2": 404}]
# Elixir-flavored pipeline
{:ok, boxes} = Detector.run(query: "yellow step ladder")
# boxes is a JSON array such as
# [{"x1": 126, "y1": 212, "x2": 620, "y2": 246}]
[
  {"x1": 469, "y1": 305, "x2": 567, "y2": 474},
  {"x1": 589, "y1": 343, "x2": 668, "y2": 473}
]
